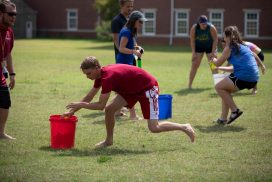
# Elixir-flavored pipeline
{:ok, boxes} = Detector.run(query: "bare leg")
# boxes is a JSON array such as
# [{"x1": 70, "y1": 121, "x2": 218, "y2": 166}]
[
  {"x1": 0, "y1": 108, "x2": 15, "y2": 140},
  {"x1": 215, "y1": 77, "x2": 239, "y2": 112},
  {"x1": 147, "y1": 119, "x2": 195, "y2": 143},
  {"x1": 129, "y1": 106, "x2": 143, "y2": 120},
  {"x1": 95, "y1": 94, "x2": 127, "y2": 148},
  {"x1": 220, "y1": 98, "x2": 229, "y2": 121},
  {"x1": 188, "y1": 53, "x2": 204, "y2": 89}
]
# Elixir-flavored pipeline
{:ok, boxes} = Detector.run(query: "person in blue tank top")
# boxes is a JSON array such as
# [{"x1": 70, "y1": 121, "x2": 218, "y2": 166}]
[
  {"x1": 188, "y1": 15, "x2": 218, "y2": 89},
  {"x1": 210, "y1": 26, "x2": 266, "y2": 125}
]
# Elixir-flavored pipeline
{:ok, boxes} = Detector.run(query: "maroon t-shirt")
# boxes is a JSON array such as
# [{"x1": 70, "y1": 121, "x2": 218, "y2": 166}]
[
  {"x1": 0, "y1": 26, "x2": 14, "y2": 87},
  {"x1": 94, "y1": 64, "x2": 157, "y2": 94}
]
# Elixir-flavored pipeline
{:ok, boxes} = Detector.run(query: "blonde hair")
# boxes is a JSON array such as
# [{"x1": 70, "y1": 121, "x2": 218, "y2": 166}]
[{"x1": 80, "y1": 56, "x2": 101, "y2": 70}]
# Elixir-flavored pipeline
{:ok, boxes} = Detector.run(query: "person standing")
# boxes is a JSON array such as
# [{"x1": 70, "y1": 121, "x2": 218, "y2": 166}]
[
  {"x1": 188, "y1": 15, "x2": 218, "y2": 89},
  {"x1": 211, "y1": 26, "x2": 265, "y2": 125},
  {"x1": 115, "y1": 10, "x2": 147, "y2": 120},
  {"x1": 64, "y1": 56, "x2": 195, "y2": 148},
  {"x1": 111, "y1": 0, "x2": 133, "y2": 118},
  {"x1": 0, "y1": 0, "x2": 17, "y2": 139},
  {"x1": 111, "y1": 0, "x2": 133, "y2": 62}
]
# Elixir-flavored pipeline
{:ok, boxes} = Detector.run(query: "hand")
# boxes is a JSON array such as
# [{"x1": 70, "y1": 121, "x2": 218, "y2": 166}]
[
  {"x1": 66, "y1": 102, "x2": 83, "y2": 111},
  {"x1": 62, "y1": 111, "x2": 74, "y2": 118},
  {"x1": 134, "y1": 50, "x2": 142, "y2": 58},
  {"x1": 9, "y1": 76, "x2": 15, "y2": 89}
]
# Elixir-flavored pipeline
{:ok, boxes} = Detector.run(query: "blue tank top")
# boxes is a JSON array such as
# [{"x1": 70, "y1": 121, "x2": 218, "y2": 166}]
[
  {"x1": 228, "y1": 44, "x2": 259, "y2": 82},
  {"x1": 195, "y1": 23, "x2": 213, "y2": 49},
  {"x1": 116, "y1": 27, "x2": 135, "y2": 65}
]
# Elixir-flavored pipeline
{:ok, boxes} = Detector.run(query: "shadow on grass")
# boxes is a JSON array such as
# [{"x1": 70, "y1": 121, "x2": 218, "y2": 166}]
[
  {"x1": 175, "y1": 87, "x2": 212, "y2": 96},
  {"x1": 195, "y1": 124, "x2": 246, "y2": 133},
  {"x1": 39, "y1": 146, "x2": 151, "y2": 157},
  {"x1": 209, "y1": 91, "x2": 253, "y2": 98}
]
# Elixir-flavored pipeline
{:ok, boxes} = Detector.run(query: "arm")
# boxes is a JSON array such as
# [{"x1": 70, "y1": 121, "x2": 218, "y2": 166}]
[
  {"x1": 212, "y1": 46, "x2": 231, "y2": 67},
  {"x1": 6, "y1": 54, "x2": 15, "y2": 89},
  {"x1": 119, "y1": 36, "x2": 141, "y2": 58},
  {"x1": 112, "y1": 33, "x2": 119, "y2": 50},
  {"x1": 210, "y1": 25, "x2": 218, "y2": 59},
  {"x1": 253, "y1": 52, "x2": 266, "y2": 74},
  {"x1": 64, "y1": 87, "x2": 101, "y2": 116},
  {"x1": 216, "y1": 65, "x2": 233, "y2": 73}
]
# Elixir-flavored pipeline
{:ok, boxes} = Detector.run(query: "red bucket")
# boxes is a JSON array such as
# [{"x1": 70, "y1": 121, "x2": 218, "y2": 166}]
[{"x1": 49, "y1": 115, "x2": 78, "y2": 149}]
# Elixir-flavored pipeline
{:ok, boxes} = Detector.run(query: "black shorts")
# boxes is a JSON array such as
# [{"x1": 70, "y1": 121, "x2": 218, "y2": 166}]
[
  {"x1": 257, "y1": 52, "x2": 264, "y2": 62},
  {"x1": 0, "y1": 86, "x2": 11, "y2": 109},
  {"x1": 229, "y1": 73, "x2": 257, "y2": 90},
  {"x1": 195, "y1": 45, "x2": 212, "y2": 53}
]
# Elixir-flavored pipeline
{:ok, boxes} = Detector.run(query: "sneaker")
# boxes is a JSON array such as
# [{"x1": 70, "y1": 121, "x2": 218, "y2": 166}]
[
  {"x1": 227, "y1": 109, "x2": 243, "y2": 124},
  {"x1": 214, "y1": 118, "x2": 227, "y2": 125}
]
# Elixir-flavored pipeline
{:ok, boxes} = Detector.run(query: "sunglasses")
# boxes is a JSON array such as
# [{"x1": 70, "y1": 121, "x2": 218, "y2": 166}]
[{"x1": 5, "y1": 12, "x2": 17, "y2": 17}]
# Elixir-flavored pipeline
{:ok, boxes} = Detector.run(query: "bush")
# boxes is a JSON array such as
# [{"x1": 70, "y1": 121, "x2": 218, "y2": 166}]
[{"x1": 95, "y1": 21, "x2": 112, "y2": 41}]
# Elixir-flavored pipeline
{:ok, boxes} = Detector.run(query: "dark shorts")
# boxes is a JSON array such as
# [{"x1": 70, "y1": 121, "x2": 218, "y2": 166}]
[
  {"x1": 0, "y1": 86, "x2": 11, "y2": 109},
  {"x1": 195, "y1": 45, "x2": 212, "y2": 53},
  {"x1": 257, "y1": 52, "x2": 264, "y2": 62},
  {"x1": 229, "y1": 73, "x2": 257, "y2": 90}
]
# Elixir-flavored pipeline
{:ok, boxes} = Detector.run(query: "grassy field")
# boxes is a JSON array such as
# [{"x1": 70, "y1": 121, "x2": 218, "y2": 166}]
[{"x1": 0, "y1": 39, "x2": 271, "y2": 182}]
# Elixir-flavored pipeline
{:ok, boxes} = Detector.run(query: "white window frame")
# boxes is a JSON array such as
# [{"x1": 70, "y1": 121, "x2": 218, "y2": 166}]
[
  {"x1": 141, "y1": 9, "x2": 156, "y2": 36},
  {"x1": 208, "y1": 9, "x2": 224, "y2": 37},
  {"x1": 67, "y1": 9, "x2": 78, "y2": 31},
  {"x1": 175, "y1": 9, "x2": 190, "y2": 36},
  {"x1": 243, "y1": 9, "x2": 260, "y2": 38}
]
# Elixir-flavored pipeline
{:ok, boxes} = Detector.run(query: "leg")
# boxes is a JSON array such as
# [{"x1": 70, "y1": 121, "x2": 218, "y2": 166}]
[
  {"x1": 129, "y1": 106, "x2": 143, "y2": 120},
  {"x1": 0, "y1": 108, "x2": 15, "y2": 140},
  {"x1": 147, "y1": 119, "x2": 195, "y2": 143},
  {"x1": 188, "y1": 53, "x2": 204, "y2": 89},
  {"x1": 220, "y1": 98, "x2": 229, "y2": 121},
  {"x1": 95, "y1": 94, "x2": 127, "y2": 148},
  {"x1": 215, "y1": 77, "x2": 238, "y2": 112},
  {"x1": 251, "y1": 84, "x2": 257, "y2": 94}
]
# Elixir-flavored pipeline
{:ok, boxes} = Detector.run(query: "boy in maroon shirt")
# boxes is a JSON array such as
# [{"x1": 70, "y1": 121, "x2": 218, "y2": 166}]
[{"x1": 64, "y1": 56, "x2": 195, "y2": 148}]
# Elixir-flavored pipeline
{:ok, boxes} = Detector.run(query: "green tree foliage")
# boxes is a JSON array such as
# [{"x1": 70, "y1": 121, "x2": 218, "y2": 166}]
[
  {"x1": 94, "y1": 0, "x2": 119, "y2": 21},
  {"x1": 94, "y1": 0, "x2": 120, "y2": 40}
]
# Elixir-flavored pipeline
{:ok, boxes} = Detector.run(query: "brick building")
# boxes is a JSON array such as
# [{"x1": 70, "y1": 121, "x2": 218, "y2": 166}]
[{"x1": 16, "y1": 0, "x2": 272, "y2": 48}]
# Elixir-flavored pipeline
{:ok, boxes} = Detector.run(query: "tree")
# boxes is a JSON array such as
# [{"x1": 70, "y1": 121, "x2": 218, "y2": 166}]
[{"x1": 94, "y1": 0, "x2": 120, "y2": 40}]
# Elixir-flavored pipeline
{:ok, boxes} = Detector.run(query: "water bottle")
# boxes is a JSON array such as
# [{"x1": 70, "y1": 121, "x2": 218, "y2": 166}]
[
  {"x1": 209, "y1": 61, "x2": 218, "y2": 74},
  {"x1": 137, "y1": 49, "x2": 144, "y2": 68}
]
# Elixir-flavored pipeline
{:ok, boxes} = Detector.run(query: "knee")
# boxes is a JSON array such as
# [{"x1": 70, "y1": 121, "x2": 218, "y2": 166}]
[
  {"x1": 148, "y1": 125, "x2": 161, "y2": 133},
  {"x1": 104, "y1": 105, "x2": 116, "y2": 115}
]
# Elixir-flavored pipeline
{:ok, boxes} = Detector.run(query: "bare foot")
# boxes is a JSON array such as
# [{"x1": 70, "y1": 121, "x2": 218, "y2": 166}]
[
  {"x1": 130, "y1": 115, "x2": 143, "y2": 121},
  {"x1": 95, "y1": 140, "x2": 113, "y2": 148},
  {"x1": 0, "y1": 133, "x2": 16, "y2": 140},
  {"x1": 182, "y1": 124, "x2": 195, "y2": 143}
]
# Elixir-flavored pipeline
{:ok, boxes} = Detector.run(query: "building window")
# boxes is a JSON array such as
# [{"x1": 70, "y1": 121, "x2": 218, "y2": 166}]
[
  {"x1": 175, "y1": 9, "x2": 190, "y2": 36},
  {"x1": 142, "y1": 9, "x2": 156, "y2": 35},
  {"x1": 67, "y1": 9, "x2": 78, "y2": 31},
  {"x1": 244, "y1": 9, "x2": 260, "y2": 37},
  {"x1": 208, "y1": 9, "x2": 224, "y2": 37}
]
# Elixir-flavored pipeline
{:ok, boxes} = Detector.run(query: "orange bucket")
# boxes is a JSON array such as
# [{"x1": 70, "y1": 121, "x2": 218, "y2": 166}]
[{"x1": 49, "y1": 115, "x2": 78, "y2": 149}]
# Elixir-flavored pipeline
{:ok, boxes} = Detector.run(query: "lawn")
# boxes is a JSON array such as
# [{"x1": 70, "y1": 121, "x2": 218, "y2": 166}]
[{"x1": 0, "y1": 39, "x2": 271, "y2": 182}]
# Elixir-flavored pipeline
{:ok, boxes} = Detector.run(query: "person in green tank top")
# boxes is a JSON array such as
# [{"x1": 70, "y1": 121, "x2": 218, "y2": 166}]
[{"x1": 188, "y1": 15, "x2": 218, "y2": 89}]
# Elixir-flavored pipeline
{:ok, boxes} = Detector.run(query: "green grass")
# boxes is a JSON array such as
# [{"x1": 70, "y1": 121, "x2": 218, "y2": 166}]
[{"x1": 0, "y1": 39, "x2": 271, "y2": 181}]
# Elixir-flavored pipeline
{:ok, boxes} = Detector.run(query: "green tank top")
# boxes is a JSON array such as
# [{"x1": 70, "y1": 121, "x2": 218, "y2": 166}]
[{"x1": 195, "y1": 23, "x2": 213, "y2": 49}]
